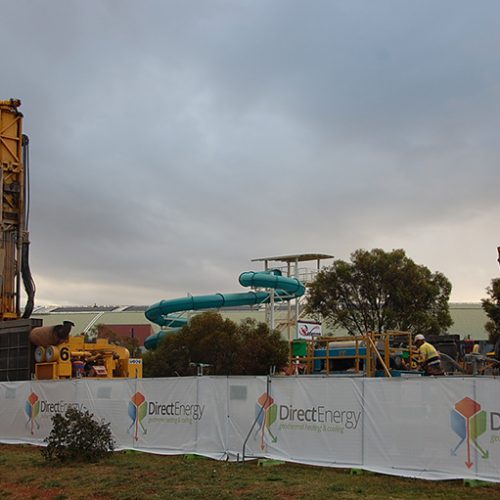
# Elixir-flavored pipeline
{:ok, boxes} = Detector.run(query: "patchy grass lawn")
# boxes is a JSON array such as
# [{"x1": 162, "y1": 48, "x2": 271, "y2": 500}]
[{"x1": 1, "y1": 444, "x2": 499, "y2": 499}]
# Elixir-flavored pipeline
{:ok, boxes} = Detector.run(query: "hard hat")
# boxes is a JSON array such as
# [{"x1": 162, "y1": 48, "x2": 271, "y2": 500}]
[{"x1": 414, "y1": 334, "x2": 425, "y2": 342}]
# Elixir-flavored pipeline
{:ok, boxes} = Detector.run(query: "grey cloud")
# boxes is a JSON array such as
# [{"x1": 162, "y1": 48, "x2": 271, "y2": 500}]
[{"x1": 2, "y1": 0, "x2": 499, "y2": 306}]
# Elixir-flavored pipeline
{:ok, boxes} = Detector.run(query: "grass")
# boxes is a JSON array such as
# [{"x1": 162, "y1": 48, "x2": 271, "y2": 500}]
[{"x1": 1, "y1": 444, "x2": 500, "y2": 499}]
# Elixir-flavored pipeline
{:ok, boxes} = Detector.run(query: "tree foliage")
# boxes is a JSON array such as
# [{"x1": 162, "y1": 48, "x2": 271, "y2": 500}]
[
  {"x1": 143, "y1": 311, "x2": 288, "y2": 377},
  {"x1": 307, "y1": 248, "x2": 452, "y2": 336},
  {"x1": 482, "y1": 278, "x2": 500, "y2": 344}
]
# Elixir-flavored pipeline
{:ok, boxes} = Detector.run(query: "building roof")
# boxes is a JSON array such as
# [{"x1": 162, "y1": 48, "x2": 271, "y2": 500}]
[{"x1": 30, "y1": 302, "x2": 490, "y2": 341}]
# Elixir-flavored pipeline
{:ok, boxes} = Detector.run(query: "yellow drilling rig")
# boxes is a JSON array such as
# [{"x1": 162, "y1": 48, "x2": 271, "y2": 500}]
[
  {"x1": 0, "y1": 99, "x2": 141, "y2": 380},
  {"x1": 0, "y1": 99, "x2": 40, "y2": 381},
  {"x1": 0, "y1": 98, "x2": 35, "y2": 321}
]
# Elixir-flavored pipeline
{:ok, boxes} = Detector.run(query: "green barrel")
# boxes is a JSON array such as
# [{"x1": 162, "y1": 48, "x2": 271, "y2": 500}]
[{"x1": 292, "y1": 339, "x2": 308, "y2": 357}]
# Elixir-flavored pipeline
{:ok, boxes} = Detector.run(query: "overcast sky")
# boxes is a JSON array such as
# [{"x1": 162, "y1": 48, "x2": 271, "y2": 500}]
[{"x1": 2, "y1": 0, "x2": 499, "y2": 307}]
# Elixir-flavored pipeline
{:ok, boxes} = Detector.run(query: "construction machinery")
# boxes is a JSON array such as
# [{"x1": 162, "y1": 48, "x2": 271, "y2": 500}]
[
  {"x1": 0, "y1": 99, "x2": 35, "y2": 320},
  {"x1": 289, "y1": 331, "x2": 421, "y2": 377},
  {"x1": 33, "y1": 334, "x2": 142, "y2": 380},
  {"x1": 0, "y1": 99, "x2": 39, "y2": 381},
  {"x1": 0, "y1": 99, "x2": 141, "y2": 380}
]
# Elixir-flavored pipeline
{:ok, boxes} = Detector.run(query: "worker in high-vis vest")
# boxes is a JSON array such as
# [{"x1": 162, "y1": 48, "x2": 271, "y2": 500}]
[{"x1": 414, "y1": 334, "x2": 444, "y2": 375}]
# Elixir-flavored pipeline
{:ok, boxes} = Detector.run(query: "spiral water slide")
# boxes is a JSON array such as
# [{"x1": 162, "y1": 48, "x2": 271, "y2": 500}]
[{"x1": 144, "y1": 270, "x2": 305, "y2": 350}]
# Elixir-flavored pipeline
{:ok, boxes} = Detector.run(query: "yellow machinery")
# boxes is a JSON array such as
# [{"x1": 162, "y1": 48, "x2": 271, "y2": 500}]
[
  {"x1": 289, "y1": 331, "x2": 419, "y2": 377},
  {"x1": 0, "y1": 100, "x2": 143, "y2": 381},
  {"x1": 0, "y1": 99, "x2": 35, "y2": 320},
  {"x1": 34, "y1": 335, "x2": 142, "y2": 380},
  {"x1": 0, "y1": 99, "x2": 40, "y2": 382}
]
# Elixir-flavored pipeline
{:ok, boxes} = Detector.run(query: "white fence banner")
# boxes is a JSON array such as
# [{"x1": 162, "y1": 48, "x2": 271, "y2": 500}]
[
  {"x1": 262, "y1": 377, "x2": 364, "y2": 467},
  {"x1": 1, "y1": 376, "x2": 500, "y2": 482}
]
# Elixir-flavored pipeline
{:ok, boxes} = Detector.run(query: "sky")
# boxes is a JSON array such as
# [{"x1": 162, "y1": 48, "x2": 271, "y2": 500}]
[{"x1": 1, "y1": 0, "x2": 499, "y2": 307}]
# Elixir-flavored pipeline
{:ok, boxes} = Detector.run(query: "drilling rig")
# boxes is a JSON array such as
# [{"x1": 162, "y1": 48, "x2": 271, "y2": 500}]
[
  {"x1": 0, "y1": 99, "x2": 35, "y2": 318},
  {"x1": 0, "y1": 99, "x2": 40, "y2": 380},
  {"x1": 0, "y1": 100, "x2": 141, "y2": 380}
]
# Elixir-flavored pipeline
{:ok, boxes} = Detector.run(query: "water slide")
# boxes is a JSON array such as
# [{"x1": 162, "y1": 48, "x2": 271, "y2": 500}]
[{"x1": 144, "y1": 270, "x2": 305, "y2": 350}]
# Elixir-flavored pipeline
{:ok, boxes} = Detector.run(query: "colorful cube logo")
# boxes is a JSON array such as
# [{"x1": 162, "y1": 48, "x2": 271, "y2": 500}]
[
  {"x1": 255, "y1": 392, "x2": 278, "y2": 450},
  {"x1": 128, "y1": 392, "x2": 147, "y2": 440},
  {"x1": 451, "y1": 397, "x2": 488, "y2": 468},
  {"x1": 25, "y1": 392, "x2": 40, "y2": 434}
]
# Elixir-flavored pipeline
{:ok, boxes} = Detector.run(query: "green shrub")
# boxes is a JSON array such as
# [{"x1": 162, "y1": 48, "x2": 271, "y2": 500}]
[{"x1": 41, "y1": 406, "x2": 115, "y2": 462}]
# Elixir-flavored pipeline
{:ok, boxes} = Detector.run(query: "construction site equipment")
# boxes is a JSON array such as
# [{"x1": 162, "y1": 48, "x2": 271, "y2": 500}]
[
  {"x1": 34, "y1": 335, "x2": 142, "y2": 380},
  {"x1": 0, "y1": 317, "x2": 42, "y2": 381},
  {"x1": 29, "y1": 321, "x2": 74, "y2": 346},
  {"x1": 0, "y1": 99, "x2": 39, "y2": 380},
  {"x1": 288, "y1": 331, "x2": 420, "y2": 377},
  {"x1": 1, "y1": 100, "x2": 142, "y2": 380},
  {"x1": 0, "y1": 99, "x2": 35, "y2": 320}
]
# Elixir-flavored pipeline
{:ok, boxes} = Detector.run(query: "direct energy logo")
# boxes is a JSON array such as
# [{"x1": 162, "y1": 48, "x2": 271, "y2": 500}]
[
  {"x1": 127, "y1": 392, "x2": 206, "y2": 441},
  {"x1": 451, "y1": 397, "x2": 488, "y2": 468},
  {"x1": 24, "y1": 393, "x2": 87, "y2": 435},
  {"x1": 25, "y1": 392, "x2": 40, "y2": 435},
  {"x1": 255, "y1": 392, "x2": 278, "y2": 450},
  {"x1": 128, "y1": 392, "x2": 147, "y2": 441},
  {"x1": 255, "y1": 392, "x2": 362, "y2": 450}
]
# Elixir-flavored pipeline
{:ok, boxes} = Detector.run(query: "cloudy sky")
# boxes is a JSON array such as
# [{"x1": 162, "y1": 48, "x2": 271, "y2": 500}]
[{"x1": 2, "y1": 0, "x2": 499, "y2": 306}]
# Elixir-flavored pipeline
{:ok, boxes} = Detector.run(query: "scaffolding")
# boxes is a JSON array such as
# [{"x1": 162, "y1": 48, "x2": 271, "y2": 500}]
[
  {"x1": 251, "y1": 253, "x2": 333, "y2": 341},
  {"x1": 289, "y1": 331, "x2": 419, "y2": 377}
]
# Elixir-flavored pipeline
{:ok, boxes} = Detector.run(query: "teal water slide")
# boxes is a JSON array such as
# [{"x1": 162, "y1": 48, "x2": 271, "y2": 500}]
[{"x1": 144, "y1": 270, "x2": 305, "y2": 350}]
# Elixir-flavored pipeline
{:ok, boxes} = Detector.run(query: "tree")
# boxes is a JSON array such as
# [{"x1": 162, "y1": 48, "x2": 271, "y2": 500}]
[
  {"x1": 482, "y1": 278, "x2": 500, "y2": 344},
  {"x1": 306, "y1": 248, "x2": 452, "y2": 336},
  {"x1": 237, "y1": 318, "x2": 289, "y2": 375},
  {"x1": 88, "y1": 323, "x2": 142, "y2": 358},
  {"x1": 142, "y1": 332, "x2": 191, "y2": 377},
  {"x1": 143, "y1": 311, "x2": 288, "y2": 377}
]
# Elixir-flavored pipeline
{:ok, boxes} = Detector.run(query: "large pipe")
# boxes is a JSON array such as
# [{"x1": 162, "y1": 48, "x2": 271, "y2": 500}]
[{"x1": 29, "y1": 321, "x2": 75, "y2": 347}]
